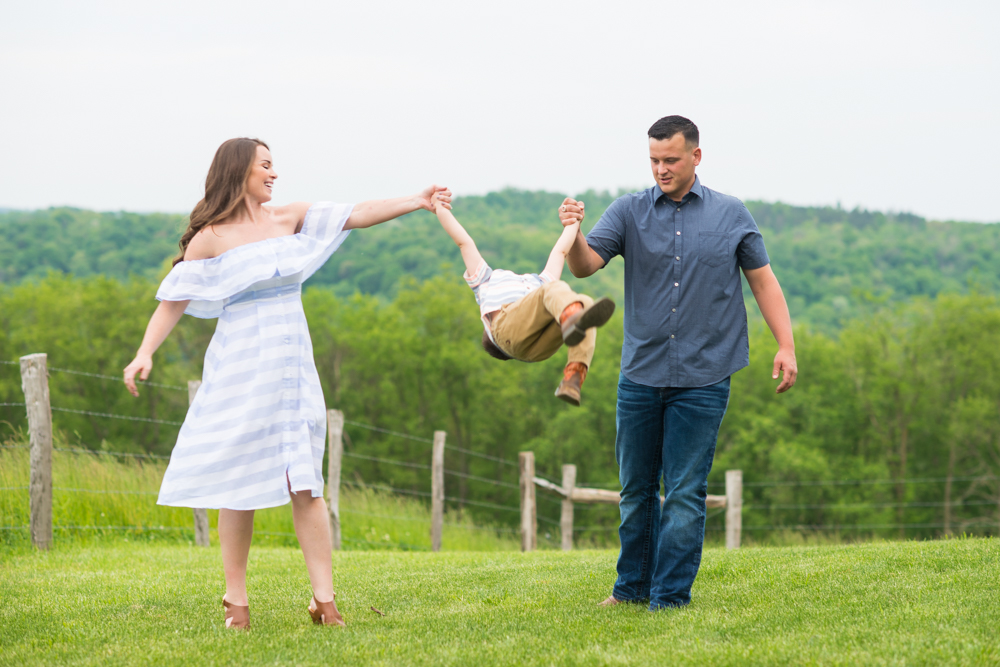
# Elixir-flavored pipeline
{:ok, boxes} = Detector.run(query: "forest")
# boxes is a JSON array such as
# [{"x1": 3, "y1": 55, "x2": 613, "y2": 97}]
[
  {"x1": 1, "y1": 191, "x2": 999, "y2": 542},
  {"x1": 3, "y1": 191, "x2": 1000, "y2": 332}
]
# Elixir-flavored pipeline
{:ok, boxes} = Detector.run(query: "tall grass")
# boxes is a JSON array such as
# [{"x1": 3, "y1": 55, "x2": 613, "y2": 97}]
[{"x1": 0, "y1": 433, "x2": 517, "y2": 552}]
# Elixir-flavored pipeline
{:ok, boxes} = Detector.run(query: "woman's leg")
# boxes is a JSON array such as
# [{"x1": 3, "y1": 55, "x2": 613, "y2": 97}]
[
  {"x1": 218, "y1": 509, "x2": 255, "y2": 606},
  {"x1": 290, "y1": 490, "x2": 335, "y2": 603}
]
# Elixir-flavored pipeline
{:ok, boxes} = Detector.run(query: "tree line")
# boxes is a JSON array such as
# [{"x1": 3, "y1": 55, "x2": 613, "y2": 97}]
[{"x1": 3, "y1": 191, "x2": 1000, "y2": 332}]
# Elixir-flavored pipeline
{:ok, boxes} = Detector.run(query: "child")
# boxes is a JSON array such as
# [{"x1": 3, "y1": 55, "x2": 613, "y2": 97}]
[{"x1": 433, "y1": 194, "x2": 615, "y2": 405}]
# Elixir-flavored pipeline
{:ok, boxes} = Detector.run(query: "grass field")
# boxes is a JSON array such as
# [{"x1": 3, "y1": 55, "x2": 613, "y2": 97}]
[
  {"x1": 0, "y1": 444, "x2": 520, "y2": 552},
  {"x1": 1, "y1": 538, "x2": 998, "y2": 666}
]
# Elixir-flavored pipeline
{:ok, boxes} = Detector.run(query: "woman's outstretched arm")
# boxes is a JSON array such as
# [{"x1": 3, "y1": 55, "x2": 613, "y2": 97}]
[
  {"x1": 541, "y1": 221, "x2": 581, "y2": 281},
  {"x1": 123, "y1": 299, "x2": 190, "y2": 397},
  {"x1": 433, "y1": 194, "x2": 484, "y2": 277},
  {"x1": 345, "y1": 184, "x2": 451, "y2": 230}
]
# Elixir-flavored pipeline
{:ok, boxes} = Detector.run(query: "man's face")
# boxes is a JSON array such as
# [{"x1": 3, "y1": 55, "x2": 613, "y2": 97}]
[{"x1": 649, "y1": 133, "x2": 701, "y2": 199}]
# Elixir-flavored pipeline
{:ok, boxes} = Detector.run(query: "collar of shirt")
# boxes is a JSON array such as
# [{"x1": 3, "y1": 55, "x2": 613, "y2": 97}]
[{"x1": 652, "y1": 174, "x2": 704, "y2": 206}]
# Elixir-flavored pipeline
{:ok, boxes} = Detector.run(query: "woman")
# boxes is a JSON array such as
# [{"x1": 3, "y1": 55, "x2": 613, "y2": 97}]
[{"x1": 123, "y1": 137, "x2": 450, "y2": 629}]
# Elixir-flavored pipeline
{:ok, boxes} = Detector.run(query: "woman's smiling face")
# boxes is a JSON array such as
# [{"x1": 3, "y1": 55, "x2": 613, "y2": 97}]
[{"x1": 247, "y1": 144, "x2": 277, "y2": 203}]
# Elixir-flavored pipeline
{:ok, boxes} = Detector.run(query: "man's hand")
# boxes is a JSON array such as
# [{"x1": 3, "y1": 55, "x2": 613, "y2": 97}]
[
  {"x1": 559, "y1": 197, "x2": 585, "y2": 227},
  {"x1": 415, "y1": 185, "x2": 451, "y2": 212},
  {"x1": 772, "y1": 347, "x2": 797, "y2": 393}
]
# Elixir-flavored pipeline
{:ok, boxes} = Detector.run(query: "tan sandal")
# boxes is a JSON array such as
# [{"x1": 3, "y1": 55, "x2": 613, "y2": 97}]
[
  {"x1": 308, "y1": 594, "x2": 346, "y2": 627},
  {"x1": 223, "y1": 595, "x2": 250, "y2": 629}
]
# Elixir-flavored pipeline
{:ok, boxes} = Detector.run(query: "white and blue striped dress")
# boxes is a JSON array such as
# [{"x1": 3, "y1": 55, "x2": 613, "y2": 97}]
[{"x1": 155, "y1": 202, "x2": 353, "y2": 511}]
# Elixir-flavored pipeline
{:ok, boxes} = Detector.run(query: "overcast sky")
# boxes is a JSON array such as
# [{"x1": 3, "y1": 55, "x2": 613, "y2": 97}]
[{"x1": 2, "y1": 0, "x2": 998, "y2": 221}]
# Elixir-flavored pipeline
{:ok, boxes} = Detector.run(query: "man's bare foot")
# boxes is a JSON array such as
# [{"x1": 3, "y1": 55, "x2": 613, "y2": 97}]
[{"x1": 597, "y1": 595, "x2": 621, "y2": 607}]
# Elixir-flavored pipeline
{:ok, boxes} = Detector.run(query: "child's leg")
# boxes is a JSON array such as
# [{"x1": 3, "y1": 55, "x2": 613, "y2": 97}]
[
  {"x1": 492, "y1": 281, "x2": 598, "y2": 362},
  {"x1": 540, "y1": 281, "x2": 590, "y2": 322},
  {"x1": 567, "y1": 323, "x2": 597, "y2": 368}
]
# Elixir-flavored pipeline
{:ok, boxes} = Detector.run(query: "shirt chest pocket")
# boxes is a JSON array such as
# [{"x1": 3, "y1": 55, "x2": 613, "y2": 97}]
[{"x1": 698, "y1": 231, "x2": 731, "y2": 268}]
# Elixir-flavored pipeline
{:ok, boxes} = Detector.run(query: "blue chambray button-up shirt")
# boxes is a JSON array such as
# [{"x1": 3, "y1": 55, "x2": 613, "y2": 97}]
[{"x1": 586, "y1": 176, "x2": 770, "y2": 388}]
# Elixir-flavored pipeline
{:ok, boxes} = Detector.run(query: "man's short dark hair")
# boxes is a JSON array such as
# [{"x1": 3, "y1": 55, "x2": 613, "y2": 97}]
[
  {"x1": 482, "y1": 330, "x2": 512, "y2": 361},
  {"x1": 648, "y1": 115, "x2": 699, "y2": 147}
]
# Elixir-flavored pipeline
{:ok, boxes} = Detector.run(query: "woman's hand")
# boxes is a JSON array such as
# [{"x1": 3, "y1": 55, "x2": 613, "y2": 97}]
[
  {"x1": 123, "y1": 353, "x2": 153, "y2": 397},
  {"x1": 415, "y1": 185, "x2": 451, "y2": 212}
]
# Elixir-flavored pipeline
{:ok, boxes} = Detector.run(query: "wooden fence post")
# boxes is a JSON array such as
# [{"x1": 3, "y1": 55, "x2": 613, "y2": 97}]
[
  {"x1": 726, "y1": 469, "x2": 743, "y2": 549},
  {"x1": 519, "y1": 452, "x2": 536, "y2": 552},
  {"x1": 21, "y1": 354, "x2": 52, "y2": 550},
  {"x1": 187, "y1": 381, "x2": 210, "y2": 547},
  {"x1": 560, "y1": 464, "x2": 576, "y2": 551},
  {"x1": 327, "y1": 409, "x2": 344, "y2": 551},
  {"x1": 430, "y1": 431, "x2": 445, "y2": 552}
]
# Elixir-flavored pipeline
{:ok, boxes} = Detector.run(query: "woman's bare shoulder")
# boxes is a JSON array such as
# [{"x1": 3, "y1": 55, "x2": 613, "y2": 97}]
[
  {"x1": 270, "y1": 202, "x2": 314, "y2": 231},
  {"x1": 183, "y1": 227, "x2": 221, "y2": 261}
]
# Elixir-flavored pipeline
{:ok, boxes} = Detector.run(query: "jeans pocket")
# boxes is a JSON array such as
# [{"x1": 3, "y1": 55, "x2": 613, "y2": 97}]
[{"x1": 698, "y1": 231, "x2": 730, "y2": 268}]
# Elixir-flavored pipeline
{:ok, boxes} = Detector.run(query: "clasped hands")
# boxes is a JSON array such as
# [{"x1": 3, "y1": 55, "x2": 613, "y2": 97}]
[{"x1": 558, "y1": 198, "x2": 585, "y2": 227}]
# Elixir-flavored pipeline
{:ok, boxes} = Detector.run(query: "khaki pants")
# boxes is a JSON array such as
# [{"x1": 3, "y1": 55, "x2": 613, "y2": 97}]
[{"x1": 491, "y1": 280, "x2": 596, "y2": 367}]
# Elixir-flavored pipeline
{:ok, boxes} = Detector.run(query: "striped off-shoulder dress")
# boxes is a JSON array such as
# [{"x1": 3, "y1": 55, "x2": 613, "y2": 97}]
[{"x1": 155, "y1": 202, "x2": 353, "y2": 510}]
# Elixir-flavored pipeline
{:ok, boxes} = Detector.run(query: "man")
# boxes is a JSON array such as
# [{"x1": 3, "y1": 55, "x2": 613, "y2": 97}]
[{"x1": 558, "y1": 115, "x2": 797, "y2": 611}]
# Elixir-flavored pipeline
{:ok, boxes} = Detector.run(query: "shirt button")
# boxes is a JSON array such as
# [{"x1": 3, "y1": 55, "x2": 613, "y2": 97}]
[
  {"x1": 672, "y1": 308, "x2": 676, "y2": 312},
  {"x1": 674, "y1": 282, "x2": 679, "y2": 287},
  {"x1": 671, "y1": 334, "x2": 675, "y2": 339},
  {"x1": 676, "y1": 208, "x2": 681, "y2": 212},
  {"x1": 676, "y1": 231, "x2": 681, "y2": 236},
  {"x1": 675, "y1": 256, "x2": 680, "y2": 261}
]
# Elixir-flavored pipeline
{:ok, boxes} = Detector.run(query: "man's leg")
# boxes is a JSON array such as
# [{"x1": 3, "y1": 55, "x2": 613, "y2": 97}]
[
  {"x1": 611, "y1": 373, "x2": 664, "y2": 603},
  {"x1": 648, "y1": 377, "x2": 731, "y2": 610}
]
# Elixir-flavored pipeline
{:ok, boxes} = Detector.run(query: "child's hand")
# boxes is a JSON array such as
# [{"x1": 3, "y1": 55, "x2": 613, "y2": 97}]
[
  {"x1": 432, "y1": 190, "x2": 453, "y2": 211},
  {"x1": 559, "y1": 198, "x2": 584, "y2": 227}
]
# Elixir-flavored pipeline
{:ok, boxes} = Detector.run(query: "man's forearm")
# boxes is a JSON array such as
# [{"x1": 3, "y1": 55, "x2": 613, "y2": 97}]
[
  {"x1": 754, "y1": 281, "x2": 794, "y2": 349},
  {"x1": 566, "y1": 230, "x2": 602, "y2": 278}
]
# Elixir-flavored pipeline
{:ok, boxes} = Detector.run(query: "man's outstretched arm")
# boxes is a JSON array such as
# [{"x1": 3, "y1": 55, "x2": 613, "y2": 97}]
[
  {"x1": 558, "y1": 198, "x2": 605, "y2": 278},
  {"x1": 743, "y1": 264, "x2": 798, "y2": 393}
]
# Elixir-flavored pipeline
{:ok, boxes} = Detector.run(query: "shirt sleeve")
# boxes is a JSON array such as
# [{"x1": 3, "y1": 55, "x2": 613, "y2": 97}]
[
  {"x1": 585, "y1": 197, "x2": 629, "y2": 266},
  {"x1": 464, "y1": 261, "x2": 492, "y2": 299},
  {"x1": 735, "y1": 205, "x2": 770, "y2": 270}
]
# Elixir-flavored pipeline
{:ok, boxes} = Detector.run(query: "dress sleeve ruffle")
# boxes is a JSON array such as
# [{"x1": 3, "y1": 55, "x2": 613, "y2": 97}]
[{"x1": 156, "y1": 201, "x2": 353, "y2": 318}]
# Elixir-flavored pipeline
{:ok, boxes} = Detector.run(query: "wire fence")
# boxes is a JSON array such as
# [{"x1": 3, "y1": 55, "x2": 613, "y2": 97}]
[{"x1": 3, "y1": 357, "x2": 999, "y2": 547}]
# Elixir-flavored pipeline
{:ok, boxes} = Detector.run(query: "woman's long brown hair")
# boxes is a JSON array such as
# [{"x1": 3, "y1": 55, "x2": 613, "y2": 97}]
[{"x1": 173, "y1": 138, "x2": 269, "y2": 265}]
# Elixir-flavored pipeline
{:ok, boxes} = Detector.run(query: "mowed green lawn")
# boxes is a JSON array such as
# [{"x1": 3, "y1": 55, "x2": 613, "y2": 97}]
[{"x1": 1, "y1": 538, "x2": 998, "y2": 666}]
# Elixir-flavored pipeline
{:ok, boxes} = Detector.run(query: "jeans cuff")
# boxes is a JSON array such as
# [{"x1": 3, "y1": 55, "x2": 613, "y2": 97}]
[
  {"x1": 648, "y1": 600, "x2": 690, "y2": 612},
  {"x1": 612, "y1": 586, "x2": 649, "y2": 604}
]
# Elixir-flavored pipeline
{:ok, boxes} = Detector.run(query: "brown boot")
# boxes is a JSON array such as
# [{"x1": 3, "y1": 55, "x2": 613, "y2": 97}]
[
  {"x1": 555, "y1": 362, "x2": 588, "y2": 406},
  {"x1": 560, "y1": 297, "x2": 616, "y2": 347}
]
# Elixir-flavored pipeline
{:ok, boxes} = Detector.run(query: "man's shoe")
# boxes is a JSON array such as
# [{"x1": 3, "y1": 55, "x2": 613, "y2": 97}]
[
  {"x1": 597, "y1": 595, "x2": 622, "y2": 607},
  {"x1": 561, "y1": 297, "x2": 616, "y2": 347},
  {"x1": 555, "y1": 362, "x2": 588, "y2": 406}
]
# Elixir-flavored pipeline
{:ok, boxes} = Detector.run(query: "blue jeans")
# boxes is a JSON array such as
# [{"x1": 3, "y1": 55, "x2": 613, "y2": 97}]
[{"x1": 612, "y1": 373, "x2": 731, "y2": 610}]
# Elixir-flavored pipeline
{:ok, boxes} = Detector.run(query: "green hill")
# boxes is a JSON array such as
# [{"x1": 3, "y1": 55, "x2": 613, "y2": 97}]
[{"x1": 2, "y1": 191, "x2": 998, "y2": 331}]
